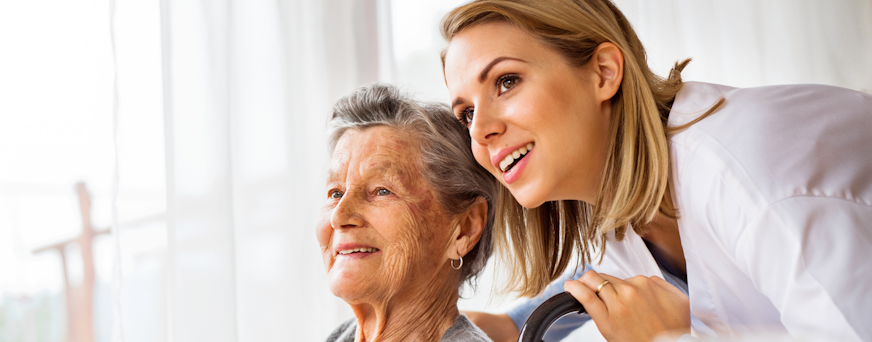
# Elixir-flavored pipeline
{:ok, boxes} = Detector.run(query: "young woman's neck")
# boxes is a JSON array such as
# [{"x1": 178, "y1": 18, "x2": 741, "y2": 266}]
[{"x1": 350, "y1": 271, "x2": 461, "y2": 342}]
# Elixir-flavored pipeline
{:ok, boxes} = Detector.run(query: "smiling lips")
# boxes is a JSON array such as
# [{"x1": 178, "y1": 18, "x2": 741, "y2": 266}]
[
  {"x1": 497, "y1": 143, "x2": 534, "y2": 172},
  {"x1": 337, "y1": 247, "x2": 379, "y2": 255}
]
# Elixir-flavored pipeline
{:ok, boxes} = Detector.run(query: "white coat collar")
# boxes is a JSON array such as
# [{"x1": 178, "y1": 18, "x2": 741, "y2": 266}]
[{"x1": 596, "y1": 227, "x2": 664, "y2": 280}]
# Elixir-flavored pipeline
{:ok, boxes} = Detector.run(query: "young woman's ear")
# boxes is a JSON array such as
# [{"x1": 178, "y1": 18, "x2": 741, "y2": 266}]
[
  {"x1": 447, "y1": 197, "x2": 488, "y2": 260},
  {"x1": 592, "y1": 42, "x2": 624, "y2": 102}
]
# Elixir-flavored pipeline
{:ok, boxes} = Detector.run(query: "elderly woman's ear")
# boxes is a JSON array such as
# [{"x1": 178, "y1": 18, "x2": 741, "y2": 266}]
[{"x1": 448, "y1": 197, "x2": 489, "y2": 259}]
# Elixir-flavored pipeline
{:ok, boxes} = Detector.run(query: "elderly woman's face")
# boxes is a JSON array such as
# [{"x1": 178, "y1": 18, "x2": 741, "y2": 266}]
[{"x1": 318, "y1": 126, "x2": 456, "y2": 303}]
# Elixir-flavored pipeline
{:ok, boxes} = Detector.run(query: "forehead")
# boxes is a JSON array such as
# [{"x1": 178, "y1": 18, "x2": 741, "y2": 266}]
[
  {"x1": 330, "y1": 126, "x2": 422, "y2": 179},
  {"x1": 443, "y1": 21, "x2": 544, "y2": 88}
]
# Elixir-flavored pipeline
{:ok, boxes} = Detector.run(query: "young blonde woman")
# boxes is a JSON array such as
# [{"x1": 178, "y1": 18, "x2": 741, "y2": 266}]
[{"x1": 440, "y1": 0, "x2": 872, "y2": 341}]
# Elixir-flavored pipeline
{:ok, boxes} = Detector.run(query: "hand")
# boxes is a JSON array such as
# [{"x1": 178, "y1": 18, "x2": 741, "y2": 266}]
[
  {"x1": 462, "y1": 311, "x2": 519, "y2": 342},
  {"x1": 564, "y1": 270, "x2": 690, "y2": 342}
]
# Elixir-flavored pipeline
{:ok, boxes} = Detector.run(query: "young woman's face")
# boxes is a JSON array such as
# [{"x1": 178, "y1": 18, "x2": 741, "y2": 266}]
[{"x1": 444, "y1": 21, "x2": 612, "y2": 207}]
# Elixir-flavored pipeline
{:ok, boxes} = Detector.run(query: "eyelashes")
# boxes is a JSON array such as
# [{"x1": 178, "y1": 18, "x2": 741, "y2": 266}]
[
  {"x1": 458, "y1": 108, "x2": 474, "y2": 127},
  {"x1": 328, "y1": 189, "x2": 343, "y2": 199},
  {"x1": 496, "y1": 74, "x2": 519, "y2": 95},
  {"x1": 326, "y1": 187, "x2": 393, "y2": 199},
  {"x1": 455, "y1": 73, "x2": 521, "y2": 128}
]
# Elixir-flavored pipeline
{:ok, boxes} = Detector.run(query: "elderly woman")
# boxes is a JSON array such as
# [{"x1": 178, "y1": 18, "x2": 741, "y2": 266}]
[{"x1": 318, "y1": 84, "x2": 497, "y2": 342}]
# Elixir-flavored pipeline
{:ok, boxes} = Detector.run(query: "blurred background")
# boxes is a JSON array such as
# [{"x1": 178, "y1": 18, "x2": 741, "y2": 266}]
[{"x1": 0, "y1": 0, "x2": 870, "y2": 341}]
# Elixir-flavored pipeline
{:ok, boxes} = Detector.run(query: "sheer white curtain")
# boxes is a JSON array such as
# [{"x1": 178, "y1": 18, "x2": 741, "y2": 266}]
[
  {"x1": 611, "y1": 0, "x2": 872, "y2": 92},
  {"x1": 121, "y1": 1, "x2": 872, "y2": 342},
  {"x1": 159, "y1": 0, "x2": 390, "y2": 341},
  {"x1": 4, "y1": 0, "x2": 872, "y2": 341}
]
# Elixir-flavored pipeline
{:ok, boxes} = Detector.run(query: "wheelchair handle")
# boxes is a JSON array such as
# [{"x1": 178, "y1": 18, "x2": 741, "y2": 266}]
[{"x1": 518, "y1": 292, "x2": 586, "y2": 342}]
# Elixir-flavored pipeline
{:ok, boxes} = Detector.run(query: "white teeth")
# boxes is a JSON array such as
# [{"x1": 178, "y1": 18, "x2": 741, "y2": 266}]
[
  {"x1": 499, "y1": 143, "x2": 534, "y2": 172},
  {"x1": 338, "y1": 247, "x2": 377, "y2": 255}
]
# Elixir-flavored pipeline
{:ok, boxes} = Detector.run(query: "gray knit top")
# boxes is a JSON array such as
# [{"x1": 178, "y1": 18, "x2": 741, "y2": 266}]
[{"x1": 324, "y1": 314, "x2": 492, "y2": 342}]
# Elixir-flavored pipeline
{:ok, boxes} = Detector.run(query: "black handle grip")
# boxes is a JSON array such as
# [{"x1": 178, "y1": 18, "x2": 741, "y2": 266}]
[{"x1": 518, "y1": 292, "x2": 586, "y2": 342}]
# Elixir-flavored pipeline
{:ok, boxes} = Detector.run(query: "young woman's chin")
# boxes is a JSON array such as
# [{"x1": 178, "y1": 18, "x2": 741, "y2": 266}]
[
  {"x1": 505, "y1": 182, "x2": 553, "y2": 209},
  {"x1": 508, "y1": 173, "x2": 588, "y2": 208}
]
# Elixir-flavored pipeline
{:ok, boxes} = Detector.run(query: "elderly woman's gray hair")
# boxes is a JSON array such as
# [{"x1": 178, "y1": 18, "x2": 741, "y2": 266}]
[{"x1": 328, "y1": 83, "x2": 497, "y2": 287}]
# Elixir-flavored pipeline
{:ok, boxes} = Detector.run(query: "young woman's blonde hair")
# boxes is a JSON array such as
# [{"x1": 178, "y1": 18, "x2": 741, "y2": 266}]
[{"x1": 440, "y1": 0, "x2": 721, "y2": 297}]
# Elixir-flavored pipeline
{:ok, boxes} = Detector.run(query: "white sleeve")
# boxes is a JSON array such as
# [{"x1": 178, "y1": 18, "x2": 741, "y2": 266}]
[{"x1": 734, "y1": 196, "x2": 872, "y2": 341}]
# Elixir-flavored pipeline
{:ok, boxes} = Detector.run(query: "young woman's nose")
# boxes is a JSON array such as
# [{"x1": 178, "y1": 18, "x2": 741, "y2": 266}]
[
  {"x1": 469, "y1": 103, "x2": 506, "y2": 145},
  {"x1": 330, "y1": 193, "x2": 366, "y2": 230}
]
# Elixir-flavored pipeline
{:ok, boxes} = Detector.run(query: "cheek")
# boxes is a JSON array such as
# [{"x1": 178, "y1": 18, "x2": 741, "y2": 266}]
[
  {"x1": 368, "y1": 212, "x2": 421, "y2": 294},
  {"x1": 512, "y1": 87, "x2": 555, "y2": 124},
  {"x1": 383, "y1": 205, "x2": 435, "y2": 258},
  {"x1": 472, "y1": 145, "x2": 494, "y2": 174},
  {"x1": 405, "y1": 200, "x2": 455, "y2": 270},
  {"x1": 315, "y1": 208, "x2": 334, "y2": 268},
  {"x1": 518, "y1": 85, "x2": 589, "y2": 148},
  {"x1": 379, "y1": 196, "x2": 450, "y2": 280}
]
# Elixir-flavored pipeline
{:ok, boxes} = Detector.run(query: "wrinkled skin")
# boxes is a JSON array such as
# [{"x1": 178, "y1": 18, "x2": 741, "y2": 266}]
[{"x1": 317, "y1": 126, "x2": 485, "y2": 342}]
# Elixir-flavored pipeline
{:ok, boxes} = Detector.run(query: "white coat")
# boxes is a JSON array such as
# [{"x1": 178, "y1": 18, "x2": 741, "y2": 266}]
[{"x1": 596, "y1": 82, "x2": 872, "y2": 341}]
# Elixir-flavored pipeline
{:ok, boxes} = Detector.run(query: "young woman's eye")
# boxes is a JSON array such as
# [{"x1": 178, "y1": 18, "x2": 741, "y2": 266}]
[
  {"x1": 497, "y1": 75, "x2": 519, "y2": 95},
  {"x1": 458, "y1": 108, "x2": 474, "y2": 127},
  {"x1": 329, "y1": 189, "x2": 343, "y2": 199},
  {"x1": 376, "y1": 188, "x2": 392, "y2": 196}
]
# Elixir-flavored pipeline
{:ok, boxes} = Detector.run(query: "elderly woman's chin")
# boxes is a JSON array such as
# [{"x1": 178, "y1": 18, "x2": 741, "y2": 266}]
[{"x1": 326, "y1": 262, "x2": 382, "y2": 302}]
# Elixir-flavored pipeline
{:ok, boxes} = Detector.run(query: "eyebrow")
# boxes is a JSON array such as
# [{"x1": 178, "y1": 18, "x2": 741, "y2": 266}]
[
  {"x1": 451, "y1": 56, "x2": 525, "y2": 109},
  {"x1": 479, "y1": 56, "x2": 523, "y2": 82},
  {"x1": 326, "y1": 159, "x2": 408, "y2": 187},
  {"x1": 327, "y1": 168, "x2": 339, "y2": 182}
]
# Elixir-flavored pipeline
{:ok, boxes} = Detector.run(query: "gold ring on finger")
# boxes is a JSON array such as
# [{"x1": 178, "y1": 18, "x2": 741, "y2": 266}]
[{"x1": 595, "y1": 280, "x2": 610, "y2": 294}]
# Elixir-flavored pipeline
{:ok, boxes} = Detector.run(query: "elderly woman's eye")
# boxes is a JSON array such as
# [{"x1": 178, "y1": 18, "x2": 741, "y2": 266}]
[
  {"x1": 497, "y1": 74, "x2": 519, "y2": 95},
  {"x1": 376, "y1": 188, "x2": 392, "y2": 196},
  {"x1": 329, "y1": 189, "x2": 343, "y2": 199}
]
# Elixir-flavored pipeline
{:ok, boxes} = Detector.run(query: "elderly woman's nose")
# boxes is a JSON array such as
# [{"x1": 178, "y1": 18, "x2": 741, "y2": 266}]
[
  {"x1": 330, "y1": 195, "x2": 366, "y2": 229},
  {"x1": 469, "y1": 103, "x2": 506, "y2": 144}
]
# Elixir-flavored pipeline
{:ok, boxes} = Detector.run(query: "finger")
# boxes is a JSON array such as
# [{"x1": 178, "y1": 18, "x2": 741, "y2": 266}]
[
  {"x1": 593, "y1": 273, "x2": 623, "y2": 298},
  {"x1": 564, "y1": 279, "x2": 610, "y2": 320},
  {"x1": 598, "y1": 273, "x2": 622, "y2": 283},
  {"x1": 579, "y1": 270, "x2": 618, "y2": 300}
]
